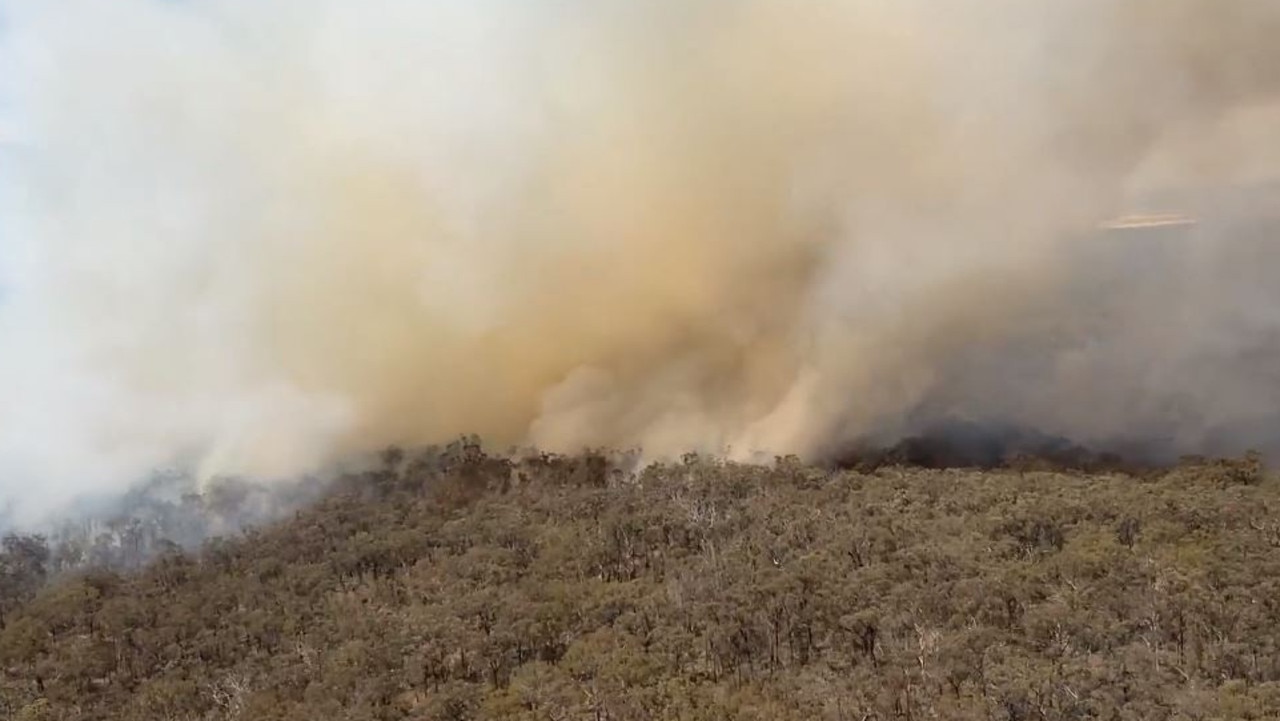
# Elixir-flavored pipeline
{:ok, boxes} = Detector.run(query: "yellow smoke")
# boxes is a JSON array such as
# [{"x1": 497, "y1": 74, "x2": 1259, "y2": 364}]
[{"x1": 2, "y1": 0, "x2": 1280, "y2": 517}]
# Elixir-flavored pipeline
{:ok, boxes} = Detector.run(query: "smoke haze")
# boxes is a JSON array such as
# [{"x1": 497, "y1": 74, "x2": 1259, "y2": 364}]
[{"x1": 3, "y1": 0, "x2": 1280, "y2": 522}]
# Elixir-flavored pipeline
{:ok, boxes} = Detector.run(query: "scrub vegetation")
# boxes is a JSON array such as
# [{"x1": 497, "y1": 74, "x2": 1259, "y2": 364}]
[{"x1": 2, "y1": 441, "x2": 1279, "y2": 720}]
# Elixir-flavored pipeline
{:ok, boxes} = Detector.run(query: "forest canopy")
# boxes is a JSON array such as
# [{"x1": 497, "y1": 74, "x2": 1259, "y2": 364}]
[{"x1": 1, "y1": 443, "x2": 1278, "y2": 720}]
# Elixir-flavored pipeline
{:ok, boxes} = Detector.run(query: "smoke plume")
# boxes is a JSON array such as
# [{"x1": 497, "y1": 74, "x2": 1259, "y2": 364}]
[{"x1": 3, "y1": 0, "x2": 1280, "y2": 521}]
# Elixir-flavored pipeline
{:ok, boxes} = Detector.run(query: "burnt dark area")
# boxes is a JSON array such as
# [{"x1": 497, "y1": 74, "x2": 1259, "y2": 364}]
[{"x1": 828, "y1": 419, "x2": 1175, "y2": 475}]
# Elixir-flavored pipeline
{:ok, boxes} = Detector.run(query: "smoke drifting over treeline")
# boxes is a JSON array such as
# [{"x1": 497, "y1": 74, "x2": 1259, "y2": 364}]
[{"x1": 2, "y1": 0, "x2": 1280, "y2": 522}]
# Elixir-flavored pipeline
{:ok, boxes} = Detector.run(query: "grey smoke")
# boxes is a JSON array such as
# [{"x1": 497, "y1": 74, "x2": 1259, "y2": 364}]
[{"x1": 1, "y1": 0, "x2": 1280, "y2": 525}]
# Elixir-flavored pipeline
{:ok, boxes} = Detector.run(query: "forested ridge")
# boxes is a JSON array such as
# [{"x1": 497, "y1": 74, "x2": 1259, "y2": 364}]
[{"x1": 3, "y1": 443, "x2": 1280, "y2": 720}]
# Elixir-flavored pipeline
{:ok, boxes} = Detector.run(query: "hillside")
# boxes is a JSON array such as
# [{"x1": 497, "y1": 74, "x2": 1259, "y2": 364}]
[{"x1": 3, "y1": 444, "x2": 1280, "y2": 720}]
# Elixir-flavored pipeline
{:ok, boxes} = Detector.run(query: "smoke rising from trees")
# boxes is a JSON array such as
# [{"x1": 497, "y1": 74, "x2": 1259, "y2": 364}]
[{"x1": 2, "y1": 0, "x2": 1280, "y2": 522}]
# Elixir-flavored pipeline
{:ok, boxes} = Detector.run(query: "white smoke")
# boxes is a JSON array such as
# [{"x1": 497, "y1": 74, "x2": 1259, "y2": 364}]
[{"x1": 2, "y1": 0, "x2": 1280, "y2": 523}]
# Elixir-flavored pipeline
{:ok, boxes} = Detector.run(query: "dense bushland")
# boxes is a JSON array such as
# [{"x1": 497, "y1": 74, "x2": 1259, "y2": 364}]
[{"x1": 2, "y1": 442, "x2": 1279, "y2": 720}]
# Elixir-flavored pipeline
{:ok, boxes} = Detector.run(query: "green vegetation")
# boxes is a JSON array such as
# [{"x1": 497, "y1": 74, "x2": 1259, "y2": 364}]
[{"x1": 3, "y1": 442, "x2": 1280, "y2": 720}]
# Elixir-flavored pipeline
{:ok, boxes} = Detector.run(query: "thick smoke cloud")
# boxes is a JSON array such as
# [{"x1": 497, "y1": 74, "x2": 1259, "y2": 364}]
[{"x1": 2, "y1": 0, "x2": 1280, "y2": 522}]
